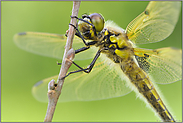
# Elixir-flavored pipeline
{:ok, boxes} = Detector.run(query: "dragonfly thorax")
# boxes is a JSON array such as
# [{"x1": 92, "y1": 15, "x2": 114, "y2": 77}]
[{"x1": 98, "y1": 28, "x2": 134, "y2": 62}]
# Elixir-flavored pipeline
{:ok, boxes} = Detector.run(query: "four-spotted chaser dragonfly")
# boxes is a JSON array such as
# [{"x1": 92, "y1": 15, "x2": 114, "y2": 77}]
[{"x1": 14, "y1": 1, "x2": 181, "y2": 122}]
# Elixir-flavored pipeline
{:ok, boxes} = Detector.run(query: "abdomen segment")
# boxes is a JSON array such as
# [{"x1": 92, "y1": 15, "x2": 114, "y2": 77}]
[{"x1": 120, "y1": 59, "x2": 175, "y2": 122}]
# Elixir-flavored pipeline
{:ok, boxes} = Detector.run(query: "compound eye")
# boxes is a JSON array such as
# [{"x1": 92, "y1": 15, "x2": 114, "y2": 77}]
[{"x1": 89, "y1": 13, "x2": 105, "y2": 32}]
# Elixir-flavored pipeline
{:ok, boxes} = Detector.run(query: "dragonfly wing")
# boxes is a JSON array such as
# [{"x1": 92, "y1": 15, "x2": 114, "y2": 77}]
[
  {"x1": 13, "y1": 32, "x2": 94, "y2": 60},
  {"x1": 32, "y1": 49, "x2": 132, "y2": 102},
  {"x1": 134, "y1": 47, "x2": 182, "y2": 84},
  {"x1": 126, "y1": 1, "x2": 181, "y2": 44}
]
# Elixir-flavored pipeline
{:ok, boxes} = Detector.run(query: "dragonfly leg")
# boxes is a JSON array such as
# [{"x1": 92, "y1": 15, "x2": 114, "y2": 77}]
[
  {"x1": 75, "y1": 40, "x2": 98, "y2": 54},
  {"x1": 69, "y1": 23, "x2": 89, "y2": 46},
  {"x1": 75, "y1": 46, "x2": 90, "y2": 54},
  {"x1": 57, "y1": 42, "x2": 98, "y2": 65},
  {"x1": 60, "y1": 49, "x2": 102, "y2": 80},
  {"x1": 69, "y1": 23, "x2": 98, "y2": 47},
  {"x1": 57, "y1": 47, "x2": 90, "y2": 65}
]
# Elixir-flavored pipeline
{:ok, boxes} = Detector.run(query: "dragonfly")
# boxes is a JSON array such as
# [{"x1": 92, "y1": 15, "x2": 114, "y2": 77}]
[{"x1": 14, "y1": 1, "x2": 181, "y2": 122}]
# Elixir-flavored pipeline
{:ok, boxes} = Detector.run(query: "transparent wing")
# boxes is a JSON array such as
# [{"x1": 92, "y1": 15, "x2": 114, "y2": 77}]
[
  {"x1": 134, "y1": 47, "x2": 182, "y2": 84},
  {"x1": 32, "y1": 51, "x2": 132, "y2": 102},
  {"x1": 13, "y1": 32, "x2": 95, "y2": 60},
  {"x1": 126, "y1": 1, "x2": 181, "y2": 44}
]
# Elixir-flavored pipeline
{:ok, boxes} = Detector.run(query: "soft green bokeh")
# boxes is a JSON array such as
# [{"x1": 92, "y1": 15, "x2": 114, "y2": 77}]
[{"x1": 1, "y1": 1, "x2": 182, "y2": 122}]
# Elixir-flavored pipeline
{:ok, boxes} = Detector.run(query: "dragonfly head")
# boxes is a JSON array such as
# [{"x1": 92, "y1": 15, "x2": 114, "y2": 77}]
[
  {"x1": 79, "y1": 13, "x2": 105, "y2": 32},
  {"x1": 78, "y1": 13, "x2": 105, "y2": 40}
]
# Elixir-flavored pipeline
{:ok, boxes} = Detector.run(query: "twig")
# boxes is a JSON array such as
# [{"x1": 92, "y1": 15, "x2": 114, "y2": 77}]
[{"x1": 44, "y1": 1, "x2": 81, "y2": 122}]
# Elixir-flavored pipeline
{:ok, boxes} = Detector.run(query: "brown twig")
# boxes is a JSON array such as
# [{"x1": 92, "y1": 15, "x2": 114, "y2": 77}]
[{"x1": 44, "y1": 1, "x2": 81, "y2": 122}]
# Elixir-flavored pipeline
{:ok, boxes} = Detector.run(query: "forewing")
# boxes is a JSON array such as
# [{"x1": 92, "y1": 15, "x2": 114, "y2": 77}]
[
  {"x1": 32, "y1": 50, "x2": 132, "y2": 102},
  {"x1": 126, "y1": 1, "x2": 181, "y2": 44},
  {"x1": 13, "y1": 32, "x2": 94, "y2": 60},
  {"x1": 134, "y1": 47, "x2": 182, "y2": 84}
]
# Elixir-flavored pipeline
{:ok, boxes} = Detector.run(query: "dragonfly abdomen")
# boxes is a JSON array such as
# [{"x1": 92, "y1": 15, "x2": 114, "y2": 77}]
[{"x1": 120, "y1": 59, "x2": 175, "y2": 122}]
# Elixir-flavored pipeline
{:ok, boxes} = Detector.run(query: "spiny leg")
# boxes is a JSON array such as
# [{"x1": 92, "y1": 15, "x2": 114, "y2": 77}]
[
  {"x1": 69, "y1": 23, "x2": 89, "y2": 46},
  {"x1": 68, "y1": 23, "x2": 98, "y2": 47},
  {"x1": 60, "y1": 49, "x2": 102, "y2": 80},
  {"x1": 57, "y1": 46, "x2": 90, "y2": 65},
  {"x1": 57, "y1": 43, "x2": 98, "y2": 65},
  {"x1": 60, "y1": 15, "x2": 100, "y2": 79}
]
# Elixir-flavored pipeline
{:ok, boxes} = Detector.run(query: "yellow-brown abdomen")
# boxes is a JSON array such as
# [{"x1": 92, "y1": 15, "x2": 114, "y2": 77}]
[{"x1": 120, "y1": 59, "x2": 175, "y2": 122}]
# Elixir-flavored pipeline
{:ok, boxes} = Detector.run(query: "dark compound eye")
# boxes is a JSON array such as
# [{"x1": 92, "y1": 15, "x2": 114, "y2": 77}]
[{"x1": 89, "y1": 13, "x2": 105, "y2": 32}]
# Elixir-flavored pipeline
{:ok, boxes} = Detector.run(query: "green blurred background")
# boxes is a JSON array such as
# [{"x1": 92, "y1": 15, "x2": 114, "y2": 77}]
[{"x1": 1, "y1": 1, "x2": 182, "y2": 122}]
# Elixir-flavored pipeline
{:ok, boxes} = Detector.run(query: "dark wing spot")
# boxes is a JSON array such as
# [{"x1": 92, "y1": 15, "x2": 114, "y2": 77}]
[
  {"x1": 33, "y1": 81, "x2": 43, "y2": 87},
  {"x1": 18, "y1": 32, "x2": 26, "y2": 35}
]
